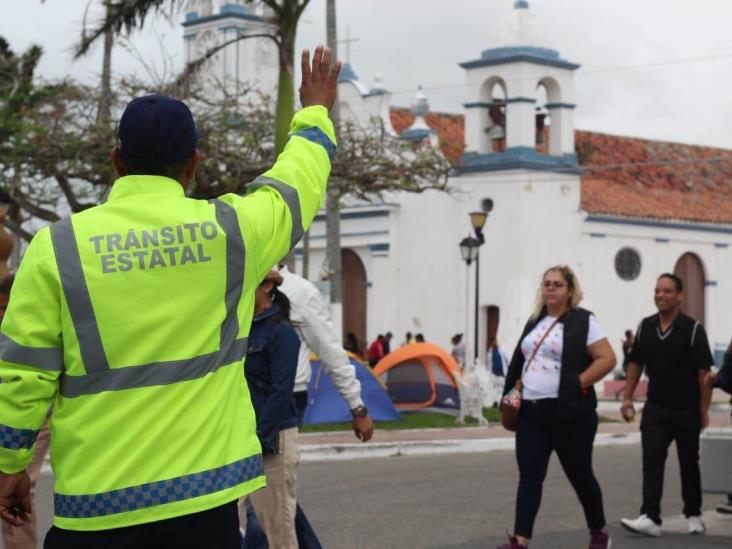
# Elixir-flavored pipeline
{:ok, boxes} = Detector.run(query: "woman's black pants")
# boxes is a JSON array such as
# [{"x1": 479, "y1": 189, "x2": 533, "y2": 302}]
[{"x1": 513, "y1": 398, "x2": 606, "y2": 539}]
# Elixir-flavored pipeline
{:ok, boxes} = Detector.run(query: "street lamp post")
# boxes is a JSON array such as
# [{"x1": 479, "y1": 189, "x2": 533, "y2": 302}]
[
  {"x1": 469, "y1": 212, "x2": 487, "y2": 364},
  {"x1": 458, "y1": 211, "x2": 489, "y2": 366}
]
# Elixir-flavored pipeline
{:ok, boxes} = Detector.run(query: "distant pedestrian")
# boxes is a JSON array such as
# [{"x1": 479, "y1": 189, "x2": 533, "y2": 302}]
[
  {"x1": 499, "y1": 265, "x2": 615, "y2": 549},
  {"x1": 383, "y1": 332, "x2": 393, "y2": 355},
  {"x1": 702, "y1": 337, "x2": 732, "y2": 515},
  {"x1": 415, "y1": 333, "x2": 425, "y2": 343},
  {"x1": 620, "y1": 273, "x2": 713, "y2": 537},
  {"x1": 367, "y1": 335, "x2": 386, "y2": 367},
  {"x1": 402, "y1": 331, "x2": 415, "y2": 346},
  {"x1": 487, "y1": 337, "x2": 509, "y2": 377},
  {"x1": 451, "y1": 334, "x2": 466, "y2": 369},
  {"x1": 344, "y1": 331, "x2": 363, "y2": 359}
]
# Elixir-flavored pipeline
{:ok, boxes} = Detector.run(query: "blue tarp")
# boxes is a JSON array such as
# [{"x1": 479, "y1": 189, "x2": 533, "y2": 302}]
[{"x1": 303, "y1": 356, "x2": 401, "y2": 424}]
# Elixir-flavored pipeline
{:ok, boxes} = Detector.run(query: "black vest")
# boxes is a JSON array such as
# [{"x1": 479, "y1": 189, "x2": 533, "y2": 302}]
[{"x1": 504, "y1": 307, "x2": 596, "y2": 419}]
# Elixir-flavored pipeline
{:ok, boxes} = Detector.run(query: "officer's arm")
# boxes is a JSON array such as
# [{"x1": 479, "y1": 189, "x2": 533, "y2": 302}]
[
  {"x1": 0, "y1": 228, "x2": 62, "y2": 475},
  {"x1": 257, "y1": 323, "x2": 301, "y2": 451},
  {"x1": 241, "y1": 105, "x2": 335, "y2": 282},
  {"x1": 226, "y1": 47, "x2": 341, "y2": 283}
]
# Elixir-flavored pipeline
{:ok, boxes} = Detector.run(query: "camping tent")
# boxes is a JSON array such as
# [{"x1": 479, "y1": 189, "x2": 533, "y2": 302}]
[
  {"x1": 373, "y1": 343, "x2": 462, "y2": 410},
  {"x1": 303, "y1": 353, "x2": 401, "y2": 424}
]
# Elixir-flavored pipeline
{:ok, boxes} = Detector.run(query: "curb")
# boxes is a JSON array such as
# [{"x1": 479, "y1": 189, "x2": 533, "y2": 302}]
[{"x1": 300, "y1": 431, "x2": 642, "y2": 462}]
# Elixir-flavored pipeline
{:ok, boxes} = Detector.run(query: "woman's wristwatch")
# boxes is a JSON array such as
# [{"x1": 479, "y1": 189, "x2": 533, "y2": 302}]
[{"x1": 350, "y1": 405, "x2": 369, "y2": 418}]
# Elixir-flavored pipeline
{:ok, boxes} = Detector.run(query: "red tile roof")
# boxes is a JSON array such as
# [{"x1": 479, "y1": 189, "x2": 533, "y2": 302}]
[
  {"x1": 577, "y1": 131, "x2": 732, "y2": 224},
  {"x1": 390, "y1": 107, "x2": 732, "y2": 225}
]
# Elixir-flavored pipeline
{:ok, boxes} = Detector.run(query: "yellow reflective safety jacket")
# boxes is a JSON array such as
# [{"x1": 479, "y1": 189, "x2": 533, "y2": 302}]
[{"x1": 0, "y1": 105, "x2": 335, "y2": 530}]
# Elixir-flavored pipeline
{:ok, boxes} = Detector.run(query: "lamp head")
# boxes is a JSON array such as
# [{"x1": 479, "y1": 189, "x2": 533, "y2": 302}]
[
  {"x1": 470, "y1": 211, "x2": 488, "y2": 232},
  {"x1": 459, "y1": 236, "x2": 480, "y2": 265}
]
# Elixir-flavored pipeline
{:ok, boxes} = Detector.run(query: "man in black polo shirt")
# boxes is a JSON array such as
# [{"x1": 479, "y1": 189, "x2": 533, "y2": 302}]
[{"x1": 620, "y1": 273, "x2": 713, "y2": 537}]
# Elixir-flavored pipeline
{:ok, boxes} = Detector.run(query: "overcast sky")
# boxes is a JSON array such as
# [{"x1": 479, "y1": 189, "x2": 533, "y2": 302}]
[{"x1": 4, "y1": 0, "x2": 732, "y2": 148}]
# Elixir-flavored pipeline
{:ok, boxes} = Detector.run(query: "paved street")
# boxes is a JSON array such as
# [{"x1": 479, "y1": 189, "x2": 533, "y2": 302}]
[{"x1": 19, "y1": 443, "x2": 732, "y2": 548}]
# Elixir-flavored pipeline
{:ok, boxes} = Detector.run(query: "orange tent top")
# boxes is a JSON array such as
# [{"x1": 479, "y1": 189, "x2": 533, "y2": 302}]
[
  {"x1": 373, "y1": 343, "x2": 462, "y2": 409},
  {"x1": 373, "y1": 343, "x2": 462, "y2": 382}
]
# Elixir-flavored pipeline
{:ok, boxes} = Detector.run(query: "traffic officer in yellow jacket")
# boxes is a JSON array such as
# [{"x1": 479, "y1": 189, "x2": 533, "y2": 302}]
[{"x1": 0, "y1": 46, "x2": 341, "y2": 548}]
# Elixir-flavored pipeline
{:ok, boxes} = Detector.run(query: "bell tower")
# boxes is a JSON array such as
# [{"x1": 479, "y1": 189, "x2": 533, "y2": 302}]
[
  {"x1": 182, "y1": 1, "x2": 278, "y2": 95},
  {"x1": 459, "y1": 1, "x2": 580, "y2": 172}
]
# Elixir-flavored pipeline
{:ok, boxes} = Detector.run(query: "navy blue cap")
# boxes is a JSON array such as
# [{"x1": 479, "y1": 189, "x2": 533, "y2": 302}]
[{"x1": 118, "y1": 95, "x2": 199, "y2": 164}]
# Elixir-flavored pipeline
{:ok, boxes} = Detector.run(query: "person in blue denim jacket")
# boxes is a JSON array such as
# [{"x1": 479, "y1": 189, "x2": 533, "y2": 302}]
[{"x1": 244, "y1": 271, "x2": 301, "y2": 549}]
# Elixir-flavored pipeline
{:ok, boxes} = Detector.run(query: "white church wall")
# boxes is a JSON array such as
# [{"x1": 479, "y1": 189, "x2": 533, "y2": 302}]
[
  {"x1": 295, "y1": 205, "x2": 396, "y2": 346},
  {"x1": 381, "y1": 169, "x2": 585, "y2": 362},
  {"x1": 578, "y1": 218, "x2": 732, "y2": 363},
  {"x1": 478, "y1": 171, "x2": 584, "y2": 358},
  {"x1": 385, "y1": 188, "x2": 469, "y2": 351}
]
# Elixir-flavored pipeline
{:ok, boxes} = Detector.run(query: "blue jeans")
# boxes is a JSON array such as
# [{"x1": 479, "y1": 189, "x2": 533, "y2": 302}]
[
  {"x1": 242, "y1": 392, "x2": 322, "y2": 549},
  {"x1": 514, "y1": 398, "x2": 606, "y2": 538}
]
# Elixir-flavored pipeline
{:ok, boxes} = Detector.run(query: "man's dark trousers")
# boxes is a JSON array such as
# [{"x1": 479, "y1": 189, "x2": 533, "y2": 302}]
[
  {"x1": 640, "y1": 402, "x2": 702, "y2": 524},
  {"x1": 44, "y1": 502, "x2": 241, "y2": 549}
]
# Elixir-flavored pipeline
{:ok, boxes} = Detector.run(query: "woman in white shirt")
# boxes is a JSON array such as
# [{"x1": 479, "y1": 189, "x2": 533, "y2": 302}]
[{"x1": 498, "y1": 266, "x2": 616, "y2": 549}]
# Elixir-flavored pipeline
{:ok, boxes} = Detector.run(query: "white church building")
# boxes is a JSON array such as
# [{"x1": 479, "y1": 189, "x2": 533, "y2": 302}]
[{"x1": 182, "y1": 1, "x2": 732, "y2": 367}]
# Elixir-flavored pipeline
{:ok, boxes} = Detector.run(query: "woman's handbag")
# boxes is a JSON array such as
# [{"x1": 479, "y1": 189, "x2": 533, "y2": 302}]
[
  {"x1": 500, "y1": 380, "x2": 523, "y2": 432},
  {"x1": 500, "y1": 319, "x2": 559, "y2": 431}
]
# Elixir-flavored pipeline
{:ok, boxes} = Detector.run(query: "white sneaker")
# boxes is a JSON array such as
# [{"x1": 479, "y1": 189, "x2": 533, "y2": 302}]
[
  {"x1": 620, "y1": 514, "x2": 661, "y2": 537},
  {"x1": 687, "y1": 515, "x2": 705, "y2": 534}
]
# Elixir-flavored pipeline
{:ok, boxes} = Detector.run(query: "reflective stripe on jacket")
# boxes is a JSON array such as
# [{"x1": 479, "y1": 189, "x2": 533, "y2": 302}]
[{"x1": 0, "y1": 105, "x2": 335, "y2": 531}]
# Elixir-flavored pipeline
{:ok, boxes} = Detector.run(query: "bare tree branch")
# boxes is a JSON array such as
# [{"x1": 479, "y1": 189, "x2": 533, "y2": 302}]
[
  {"x1": 10, "y1": 190, "x2": 60, "y2": 222},
  {"x1": 54, "y1": 174, "x2": 96, "y2": 212},
  {"x1": 2, "y1": 218, "x2": 34, "y2": 243},
  {"x1": 165, "y1": 32, "x2": 280, "y2": 97}
]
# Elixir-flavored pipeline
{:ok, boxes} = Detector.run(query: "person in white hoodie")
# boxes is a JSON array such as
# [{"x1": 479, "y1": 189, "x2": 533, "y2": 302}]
[
  {"x1": 243, "y1": 265, "x2": 373, "y2": 549},
  {"x1": 279, "y1": 265, "x2": 374, "y2": 438}
]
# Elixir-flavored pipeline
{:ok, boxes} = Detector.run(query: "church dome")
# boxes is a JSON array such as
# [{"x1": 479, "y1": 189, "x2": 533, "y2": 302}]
[
  {"x1": 457, "y1": 0, "x2": 580, "y2": 68},
  {"x1": 484, "y1": 1, "x2": 552, "y2": 51}
]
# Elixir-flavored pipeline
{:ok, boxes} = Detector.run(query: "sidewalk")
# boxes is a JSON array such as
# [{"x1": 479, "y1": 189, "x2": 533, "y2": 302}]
[{"x1": 299, "y1": 401, "x2": 731, "y2": 462}]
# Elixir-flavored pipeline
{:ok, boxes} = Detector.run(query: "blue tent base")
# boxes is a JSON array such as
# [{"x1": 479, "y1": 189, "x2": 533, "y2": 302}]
[{"x1": 304, "y1": 357, "x2": 401, "y2": 424}]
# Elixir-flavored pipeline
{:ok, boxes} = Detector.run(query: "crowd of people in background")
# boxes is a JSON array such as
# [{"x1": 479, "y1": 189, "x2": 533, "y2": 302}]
[{"x1": 360, "y1": 331, "x2": 428, "y2": 368}]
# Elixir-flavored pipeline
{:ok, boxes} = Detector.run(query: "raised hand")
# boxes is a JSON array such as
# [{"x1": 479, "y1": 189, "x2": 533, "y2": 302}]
[{"x1": 299, "y1": 45, "x2": 342, "y2": 111}]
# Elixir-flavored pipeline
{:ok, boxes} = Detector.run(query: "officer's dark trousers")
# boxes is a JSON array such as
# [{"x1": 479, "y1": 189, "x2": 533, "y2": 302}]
[
  {"x1": 640, "y1": 401, "x2": 702, "y2": 524},
  {"x1": 44, "y1": 501, "x2": 240, "y2": 549},
  {"x1": 513, "y1": 398, "x2": 606, "y2": 539}
]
